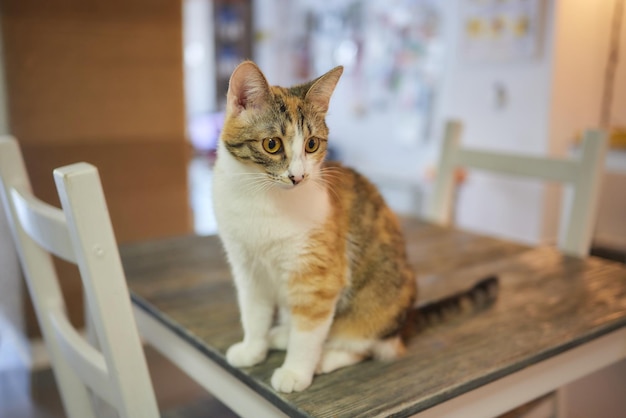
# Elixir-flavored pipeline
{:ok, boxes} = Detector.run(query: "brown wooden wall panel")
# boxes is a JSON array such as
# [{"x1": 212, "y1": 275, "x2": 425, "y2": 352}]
[
  {"x1": 1, "y1": 1, "x2": 186, "y2": 143},
  {"x1": 1, "y1": 0, "x2": 192, "y2": 337},
  {"x1": 19, "y1": 140, "x2": 192, "y2": 243}
]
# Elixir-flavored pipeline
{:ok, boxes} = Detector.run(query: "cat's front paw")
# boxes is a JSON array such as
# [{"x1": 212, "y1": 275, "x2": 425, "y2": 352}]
[
  {"x1": 271, "y1": 367, "x2": 313, "y2": 393},
  {"x1": 226, "y1": 340, "x2": 268, "y2": 368}
]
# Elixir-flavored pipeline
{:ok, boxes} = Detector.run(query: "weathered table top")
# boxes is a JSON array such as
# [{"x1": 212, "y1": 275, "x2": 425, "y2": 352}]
[{"x1": 120, "y1": 218, "x2": 626, "y2": 418}]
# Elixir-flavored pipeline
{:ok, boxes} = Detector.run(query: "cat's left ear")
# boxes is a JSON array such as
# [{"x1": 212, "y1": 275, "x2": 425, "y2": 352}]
[
  {"x1": 305, "y1": 66, "x2": 343, "y2": 114},
  {"x1": 226, "y1": 61, "x2": 271, "y2": 117}
]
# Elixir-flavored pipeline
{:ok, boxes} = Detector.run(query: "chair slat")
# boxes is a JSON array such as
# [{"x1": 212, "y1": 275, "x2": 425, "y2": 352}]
[
  {"x1": 48, "y1": 310, "x2": 117, "y2": 407},
  {"x1": 559, "y1": 130, "x2": 608, "y2": 256},
  {"x1": 10, "y1": 186, "x2": 76, "y2": 263},
  {"x1": 456, "y1": 149, "x2": 579, "y2": 183}
]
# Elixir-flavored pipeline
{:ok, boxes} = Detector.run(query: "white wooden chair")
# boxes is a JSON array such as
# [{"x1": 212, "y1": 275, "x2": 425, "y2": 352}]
[
  {"x1": 426, "y1": 120, "x2": 608, "y2": 258},
  {"x1": 0, "y1": 137, "x2": 160, "y2": 418}
]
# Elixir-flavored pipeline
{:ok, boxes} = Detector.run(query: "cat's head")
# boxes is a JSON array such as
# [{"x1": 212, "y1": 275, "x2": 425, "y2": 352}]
[{"x1": 219, "y1": 61, "x2": 343, "y2": 189}]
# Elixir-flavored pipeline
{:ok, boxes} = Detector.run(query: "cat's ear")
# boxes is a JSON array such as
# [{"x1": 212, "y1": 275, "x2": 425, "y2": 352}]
[
  {"x1": 305, "y1": 66, "x2": 343, "y2": 113},
  {"x1": 226, "y1": 61, "x2": 271, "y2": 117}
]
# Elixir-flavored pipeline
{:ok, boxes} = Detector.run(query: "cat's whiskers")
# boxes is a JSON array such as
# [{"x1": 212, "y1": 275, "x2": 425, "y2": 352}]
[
  {"x1": 318, "y1": 167, "x2": 347, "y2": 202},
  {"x1": 226, "y1": 172, "x2": 294, "y2": 190},
  {"x1": 318, "y1": 173, "x2": 342, "y2": 183},
  {"x1": 311, "y1": 173, "x2": 341, "y2": 202},
  {"x1": 316, "y1": 181, "x2": 340, "y2": 203},
  {"x1": 319, "y1": 167, "x2": 343, "y2": 175},
  {"x1": 246, "y1": 181, "x2": 274, "y2": 195},
  {"x1": 239, "y1": 175, "x2": 278, "y2": 195},
  {"x1": 318, "y1": 170, "x2": 343, "y2": 184},
  {"x1": 224, "y1": 172, "x2": 269, "y2": 178},
  {"x1": 220, "y1": 171, "x2": 277, "y2": 193}
]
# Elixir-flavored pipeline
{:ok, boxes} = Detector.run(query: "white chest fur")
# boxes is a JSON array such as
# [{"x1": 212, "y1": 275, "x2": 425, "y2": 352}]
[{"x1": 212, "y1": 144, "x2": 330, "y2": 283}]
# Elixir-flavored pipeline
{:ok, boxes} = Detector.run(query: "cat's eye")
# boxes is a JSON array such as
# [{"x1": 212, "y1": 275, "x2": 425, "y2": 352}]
[
  {"x1": 305, "y1": 137, "x2": 320, "y2": 153},
  {"x1": 262, "y1": 137, "x2": 282, "y2": 154}
]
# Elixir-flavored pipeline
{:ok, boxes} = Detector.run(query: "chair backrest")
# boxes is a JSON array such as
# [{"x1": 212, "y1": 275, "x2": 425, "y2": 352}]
[
  {"x1": 0, "y1": 137, "x2": 159, "y2": 418},
  {"x1": 426, "y1": 120, "x2": 608, "y2": 258}
]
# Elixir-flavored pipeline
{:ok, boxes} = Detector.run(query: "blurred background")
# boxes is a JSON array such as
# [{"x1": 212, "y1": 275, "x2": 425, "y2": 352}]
[
  {"x1": 0, "y1": 0, "x2": 625, "y2": 415},
  {"x1": 181, "y1": 0, "x2": 626, "y2": 252}
]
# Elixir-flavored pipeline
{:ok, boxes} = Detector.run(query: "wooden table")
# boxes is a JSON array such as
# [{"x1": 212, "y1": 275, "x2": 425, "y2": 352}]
[{"x1": 120, "y1": 218, "x2": 626, "y2": 418}]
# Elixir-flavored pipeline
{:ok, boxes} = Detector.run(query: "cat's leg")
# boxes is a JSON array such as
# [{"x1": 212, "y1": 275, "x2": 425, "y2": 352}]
[
  {"x1": 268, "y1": 308, "x2": 290, "y2": 350},
  {"x1": 372, "y1": 336, "x2": 406, "y2": 361},
  {"x1": 271, "y1": 318, "x2": 334, "y2": 392},
  {"x1": 268, "y1": 324, "x2": 289, "y2": 350},
  {"x1": 270, "y1": 293, "x2": 338, "y2": 393},
  {"x1": 315, "y1": 349, "x2": 365, "y2": 374},
  {"x1": 315, "y1": 336, "x2": 405, "y2": 374},
  {"x1": 315, "y1": 337, "x2": 372, "y2": 375},
  {"x1": 226, "y1": 264, "x2": 274, "y2": 368}
]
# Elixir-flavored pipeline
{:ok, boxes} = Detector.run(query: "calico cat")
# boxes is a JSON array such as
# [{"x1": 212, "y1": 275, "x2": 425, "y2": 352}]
[{"x1": 212, "y1": 61, "x2": 496, "y2": 393}]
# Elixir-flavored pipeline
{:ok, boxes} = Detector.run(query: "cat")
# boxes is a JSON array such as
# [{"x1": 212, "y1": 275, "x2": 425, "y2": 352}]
[{"x1": 212, "y1": 61, "x2": 497, "y2": 393}]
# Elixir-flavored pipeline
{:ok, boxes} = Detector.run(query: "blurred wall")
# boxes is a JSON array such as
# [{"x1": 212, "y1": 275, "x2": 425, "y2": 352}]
[
  {"x1": 548, "y1": 0, "x2": 626, "y2": 250},
  {"x1": 183, "y1": 0, "x2": 216, "y2": 117}
]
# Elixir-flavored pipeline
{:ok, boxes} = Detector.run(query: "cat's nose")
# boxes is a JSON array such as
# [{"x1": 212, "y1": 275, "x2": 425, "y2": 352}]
[{"x1": 289, "y1": 174, "x2": 304, "y2": 185}]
